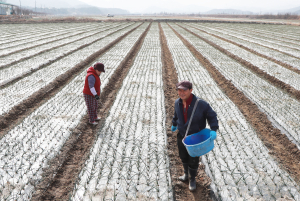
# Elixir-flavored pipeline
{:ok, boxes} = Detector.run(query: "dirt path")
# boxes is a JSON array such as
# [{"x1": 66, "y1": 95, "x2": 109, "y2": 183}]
[
  {"x1": 183, "y1": 23, "x2": 300, "y2": 75},
  {"x1": 0, "y1": 23, "x2": 141, "y2": 137},
  {"x1": 32, "y1": 23, "x2": 151, "y2": 201},
  {"x1": 159, "y1": 23, "x2": 212, "y2": 201},
  {"x1": 168, "y1": 22, "x2": 300, "y2": 185},
  {"x1": 176, "y1": 24, "x2": 300, "y2": 102}
]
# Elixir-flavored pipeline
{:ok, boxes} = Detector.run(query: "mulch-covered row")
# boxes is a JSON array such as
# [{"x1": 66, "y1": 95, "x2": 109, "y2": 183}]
[
  {"x1": 184, "y1": 23, "x2": 300, "y2": 75},
  {"x1": 177, "y1": 23, "x2": 300, "y2": 102},
  {"x1": 0, "y1": 23, "x2": 128, "y2": 89},
  {"x1": 168, "y1": 22, "x2": 300, "y2": 186},
  {"x1": 32, "y1": 22, "x2": 151, "y2": 200},
  {"x1": 0, "y1": 22, "x2": 139, "y2": 136}
]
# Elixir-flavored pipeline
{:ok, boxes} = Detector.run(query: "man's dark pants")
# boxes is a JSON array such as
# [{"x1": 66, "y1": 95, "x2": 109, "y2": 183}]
[{"x1": 177, "y1": 133, "x2": 199, "y2": 169}]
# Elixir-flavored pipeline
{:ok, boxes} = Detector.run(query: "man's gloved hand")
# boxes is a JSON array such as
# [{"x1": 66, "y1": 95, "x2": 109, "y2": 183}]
[
  {"x1": 171, "y1": 125, "x2": 177, "y2": 132},
  {"x1": 210, "y1": 130, "x2": 217, "y2": 140},
  {"x1": 95, "y1": 95, "x2": 100, "y2": 100}
]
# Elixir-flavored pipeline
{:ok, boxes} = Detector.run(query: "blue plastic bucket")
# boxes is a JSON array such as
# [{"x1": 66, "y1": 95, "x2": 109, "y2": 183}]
[{"x1": 183, "y1": 128, "x2": 216, "y2": 157}]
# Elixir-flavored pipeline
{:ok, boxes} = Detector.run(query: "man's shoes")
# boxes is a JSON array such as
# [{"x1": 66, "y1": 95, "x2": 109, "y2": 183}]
[
  {"x1": 189, "y1": 167, "x2": 197, "y2": 191},
  {"x1": 89, "y1": 121, "x2": 98, "y2": 125},
  {"x1": 95, "y1": 117, "x2": 101, "y2": 121}
]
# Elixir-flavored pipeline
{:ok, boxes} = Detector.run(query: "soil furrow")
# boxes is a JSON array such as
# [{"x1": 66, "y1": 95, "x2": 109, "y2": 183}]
[
  {"x1": 0, "y1": 24, "x2": 87, "y2": 46},
  {"x1": 32, "y1": 23, "x2": 151, "y2": 201},
  {"x1": 210, "y1": 25, "x2": 300, "y2": 52},
  {"x1": 219, "y1": 25, "x2": 300, "y2": 47},
  {"x1": 0, "y1": 25, "x2": 96, "y2": 52},
  {"x1": 159, "y1": 23, "x2": 212, "y2": 201},
  {"x1": 0, "y1": 28, "x2": 54, "y2": 42},
  {"x1": 247, "y1": 30, "x2": 300, "y2": 45},
  {"x1": 0, "y1": 22, "x2": 141, "y2": 136},
  {"x1": 177, "y1": 24, "x2": 300, "y2": 102},
  {"x1": 184, "y1": 23, "x2": 300, "y2": 75},
  {"x1": 263, "y1": 33, "x2": 300, "y2": 43},
  {"x1": 0, "y1": 23, "x2": 122, "y2": 60},
  {"x1": 168, "y1": 23, "x2": 300, "y2": 184},
  {"x1": 0, "y1": 30, "x2": 76, "y2": 48},
  {"x1": 237, "y1": 26, "x2": 300, "y2": 43},
  {"x1": 0, "y1": 23, "x2": 134, "y2": 89},
  {"x1": 0, "y1": 29, "x2": 96, "y2": 68},
  {"x1": 207, "y1": 25, "x2": 300, "y2": 60},
  {"x1": 0, "y1": 31, "x2": 75, "y2": 52},
  {"x1": 0, "y1": 29, "x2": 73, "y2": 47}
]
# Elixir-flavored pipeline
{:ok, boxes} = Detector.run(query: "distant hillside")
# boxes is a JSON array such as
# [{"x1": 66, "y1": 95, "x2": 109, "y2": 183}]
[
  {"x1": 142, "y1": 4, "x2": 211, "y2": 14},
  {"x1": 205, "y1": 9, "x2": 253, "y2": 15},
  {"x1": 286, "y1": 6, "x2": 300, "y2": 14},
  {"x1": 24, "y1": 6, "x2": 129, "y2": 15},
  {"x1": 285, "y1": 6, "x2": 300, "y2": 13},
  {"x1": 261, "y1": 6, "x2": 300, "y2": 15}
]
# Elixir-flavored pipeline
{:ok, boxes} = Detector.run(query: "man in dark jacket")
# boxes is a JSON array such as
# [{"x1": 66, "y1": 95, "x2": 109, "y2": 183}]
[
  {"x1": 83, "y1": 63, "x2": 105, "y2": 125},
  {"x1": 172, "y1": 80, "x2": 218, "y2": 191}
]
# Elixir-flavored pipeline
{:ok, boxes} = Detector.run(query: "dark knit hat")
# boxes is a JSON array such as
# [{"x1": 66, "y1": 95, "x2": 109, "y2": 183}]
[
  {"x1": 94, "y1": 63, "x2": 105, "y2": 72},
  {"x1": 176, "y1": 80, "x2": 192, "y2": 90}
]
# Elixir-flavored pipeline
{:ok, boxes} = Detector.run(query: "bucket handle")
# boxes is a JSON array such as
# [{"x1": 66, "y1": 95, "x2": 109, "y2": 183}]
[{"x1": 183, "y1": 98, "x2": 200, "y2": 141}]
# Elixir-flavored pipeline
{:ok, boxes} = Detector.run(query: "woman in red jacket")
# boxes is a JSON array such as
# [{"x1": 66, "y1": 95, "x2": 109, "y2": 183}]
[{"x1": 83, "y1": 63, "x2": 105, "y2": 125}]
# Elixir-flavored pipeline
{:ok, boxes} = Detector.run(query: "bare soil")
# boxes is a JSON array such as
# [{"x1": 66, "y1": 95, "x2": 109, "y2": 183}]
[
  {"x1": 32, "y1": 23, "x2": 151, "y2": 200},
  {"x1": 159, "y1": 23, "x2": 212, "y2": 201},
  {"x1": 177, "y1": 24, "x2": 300, "y2": 102},
  {"x1": 168, "y1": 23, "x2": 300, "y2": 184}
]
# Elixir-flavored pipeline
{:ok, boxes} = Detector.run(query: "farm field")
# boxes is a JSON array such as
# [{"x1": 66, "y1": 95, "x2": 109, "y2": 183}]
[{"x1": 0, "y1": 21, "x2": 300, "y2": 201}]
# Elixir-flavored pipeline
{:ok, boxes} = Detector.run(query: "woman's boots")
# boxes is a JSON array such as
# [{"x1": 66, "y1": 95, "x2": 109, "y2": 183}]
[{"x1": 178, "y1": 163, "x2": 197, "y2": 191}]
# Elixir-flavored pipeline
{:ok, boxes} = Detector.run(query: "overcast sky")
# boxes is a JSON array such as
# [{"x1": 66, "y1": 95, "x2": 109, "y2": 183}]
[
  {"x1": 6, "y1": 0, "x2": 300, "y2": 13},
  {"x1": 79, "y1": 0, "x2": 300, "y2": 13}
]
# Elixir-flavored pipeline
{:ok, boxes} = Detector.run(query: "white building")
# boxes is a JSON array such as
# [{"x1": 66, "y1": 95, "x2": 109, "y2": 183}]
[{"x1": 0, "y1": 1, "x2": 17, "y2": 15}]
